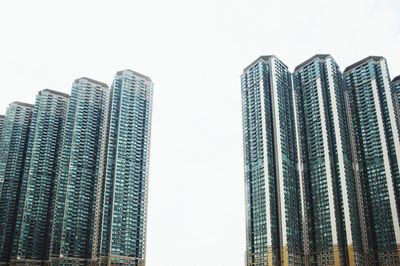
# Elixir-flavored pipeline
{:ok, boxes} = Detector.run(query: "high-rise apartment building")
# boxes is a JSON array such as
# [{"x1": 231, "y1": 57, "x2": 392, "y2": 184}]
[
  {"x1": 241, "y1": 56, "x2": 303, "y2": 265},
  {"x1": 0, "y1": 102, "x2": 33, "y2": 262},
  {"x1": 10, "y1": 90, "x2": 69, "y2": 264},
  {"x1": 293, "y1": 55, "x2": 364, "y2": 265},
  {"x1": 50, "y1": 78, "x2": 109, "y2": 264},
  {"x1": 344, "y1": 56, "x2": 400, "y2": 265},
  {"x1": 97, "y1": 70, "x2": 153, "y2": 266}
]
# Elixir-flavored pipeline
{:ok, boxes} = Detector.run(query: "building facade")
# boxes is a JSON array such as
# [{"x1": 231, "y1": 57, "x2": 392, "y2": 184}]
[
  {"x1": 293, "y1": 55, "x2": 364, "y2": 265},
  {"x1": 0, "y1": 115, "x2": 4, "y2": 141},
  {"x1": 10, "y1": 90, "x2": 69, "y2": 265},
  {"x1": 241, "y1": 56, "x2": 303, "y2": 266},
  {"x1": 0, "y1": 102, "x2": 33, "y2": 263},
  {"x1": 50, "y1": 78, "x2": 110, "y2": 264},
  {"x1": 97, "y1": 70, "x2": 153, "y2": 266},
  {"x1": 392, "y1": 76, "x2": 400, "y2": 105},
  {"x1": 0, "y1": 113, "x2": 4, "y2": 196},
  {"x1": 344, "y1": 57, "x2": 400, "y2": 265}
]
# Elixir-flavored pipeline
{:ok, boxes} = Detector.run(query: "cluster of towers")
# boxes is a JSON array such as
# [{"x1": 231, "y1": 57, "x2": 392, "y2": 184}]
[
  {"x1": 241, "y1": 55, "x2": 400, "y2": 265},
  {"x1": 0, "y1": 70, "x2": 153, "y2": 265}
]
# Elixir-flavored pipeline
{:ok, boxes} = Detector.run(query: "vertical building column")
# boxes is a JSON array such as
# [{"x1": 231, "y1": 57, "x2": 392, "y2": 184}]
[
  {"x1": 315, "y1": 77, "x2": 340, "y2": 266},
  {"x1": 270, "y1": 60, "x2": 287, "y2": 265},
  {"x1": 294, "y1": 85, "x2": 309, "y2": 266},
  {"x1": 258, "y1": 75, "x2": 275, "y2": 266},
  {"x1": 326, "y1": 59, "x2": 355, "y2": 265},
  {"x1": 370, "y1": 77, "x2": 400, "y2": 245}
]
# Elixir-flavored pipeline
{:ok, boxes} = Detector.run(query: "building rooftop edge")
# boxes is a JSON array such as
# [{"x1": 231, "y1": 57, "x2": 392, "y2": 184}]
[
  {"x1": 344, "y1": 56, "x2": 385, "y2": 73},
  {"x1": 75, "y1": 77, "x2": 109, "y2": 88},
  {"x1": 392, "y1": 75, "x2": 400, "y2": 83},
  {"x1": 11, "y1": 101, "x2": 34, "y2": 108},
  {"x1": 40, "y1": 89, "x2": 70, "y2": 98},
  {"x1": 243, "y1": 55, "x2": 276, "y2": 73},
  {"x1": 116, "y1": 69, "x2": 152, "y2": 82},
  {"x1": 294, "y1": 54, "x2": 331, "y2": 72},
  {"x1": 243, "y1": 55, "x2": 289, "y2": 73}
]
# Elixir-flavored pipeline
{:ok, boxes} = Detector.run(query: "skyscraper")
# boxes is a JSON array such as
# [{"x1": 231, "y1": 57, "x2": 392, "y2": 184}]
[
  {"x1": 0, "y1": 102, "x2": 33, "y2": 262},
  {"x1": 97, "y1": 69, "x2": 153, "y2": 266},
  {"x1": 10, "y1": 89, "x2": 69, "y2": 264},
  {"x1": 344, "y1": 56, "x2": 400, "y2": 265},
  {"x1": 293, "y1": 55, "x2": 364, "y2": 265},
  {"x1": 241, "y1": 56, "x2": 303, "y2": 266},
  {"x1": 50, "y1": 78, "x2": 109, "y2": 264}
]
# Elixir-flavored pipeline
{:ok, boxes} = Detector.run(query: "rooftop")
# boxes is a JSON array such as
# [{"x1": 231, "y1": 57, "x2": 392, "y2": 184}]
[
  {"x1": 75, "y1": 77, "x2": 109, "y2": 88},
  {"x1": 12, "y1": 101, "x2": 34, "y2": 108},
  {"x1": 294, "y1": 54, "x2": 331, "y2": 72},
  {"x1": 344, "y1": 56, "x2": 384, "y2": 73},
  {"x1": 40, "y1": 89, "x2": 70, "y2": 98},
  {"x1": 117, "y1": 69, "x2": 152, "y2": 82},
  {"x1": 392, "y1": 75, "x2": 400, "y2": 84},
  {"x1": 243, "y1": 55, "x2": 288, "y2": 73}
]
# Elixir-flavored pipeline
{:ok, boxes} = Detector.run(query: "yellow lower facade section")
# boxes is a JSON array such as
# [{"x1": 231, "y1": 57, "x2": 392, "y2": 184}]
[
  {"x1": 347, "y1": 244, "x2": 355, "y2": 266},
  {"x1": 281, "y1": 246, "x2": 288, "y2": 266},
  {"x1": 398, "y1": 244, "x2": 400, "y2": 258},
  {"x1": 267, "y1": 246, "x2": 273, "y2": 266},
  {"x1": 332, "y1": 244, "x2": 340, "y2": 266},
  {"x1": 268, "y1": 245, "x2": 302, "y2": 265},
  {"x1": 247, "y1": 244, "x2": 400, "y2": 265}
]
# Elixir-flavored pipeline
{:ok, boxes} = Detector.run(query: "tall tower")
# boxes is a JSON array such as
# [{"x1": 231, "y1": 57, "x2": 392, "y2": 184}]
[
  {"x1": 344, "y1": 56, "x2": 400, "y2": 265},
  {"x1": 98, "y1": 69, "x2": 153, "y2": 266},
  {"x1": 293, "y1": 55, "x2": 364, "y2": 265},
  {"x1": 50, "y1": 78, "x2": 109, "y2": 264},
  {"x1": 0, "y1": 102, "x2": 33, "y2": 262},
  {"x1": 10, "y1": 90, "x2": 69, "y2": 264},
  {"x1": 241, "y1": 56, "x2": 303, "y2": 266}
]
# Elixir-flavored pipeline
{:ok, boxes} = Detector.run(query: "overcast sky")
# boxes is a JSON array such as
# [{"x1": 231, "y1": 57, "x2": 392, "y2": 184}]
[{"x1": 0, "y1": 0, "x2": 399, "y2": 265}]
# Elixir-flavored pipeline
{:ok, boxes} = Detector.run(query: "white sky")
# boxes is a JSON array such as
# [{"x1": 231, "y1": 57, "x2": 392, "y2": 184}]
[{"x1": 0, "y1": 0, "x2": 399, "y2": 265}]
